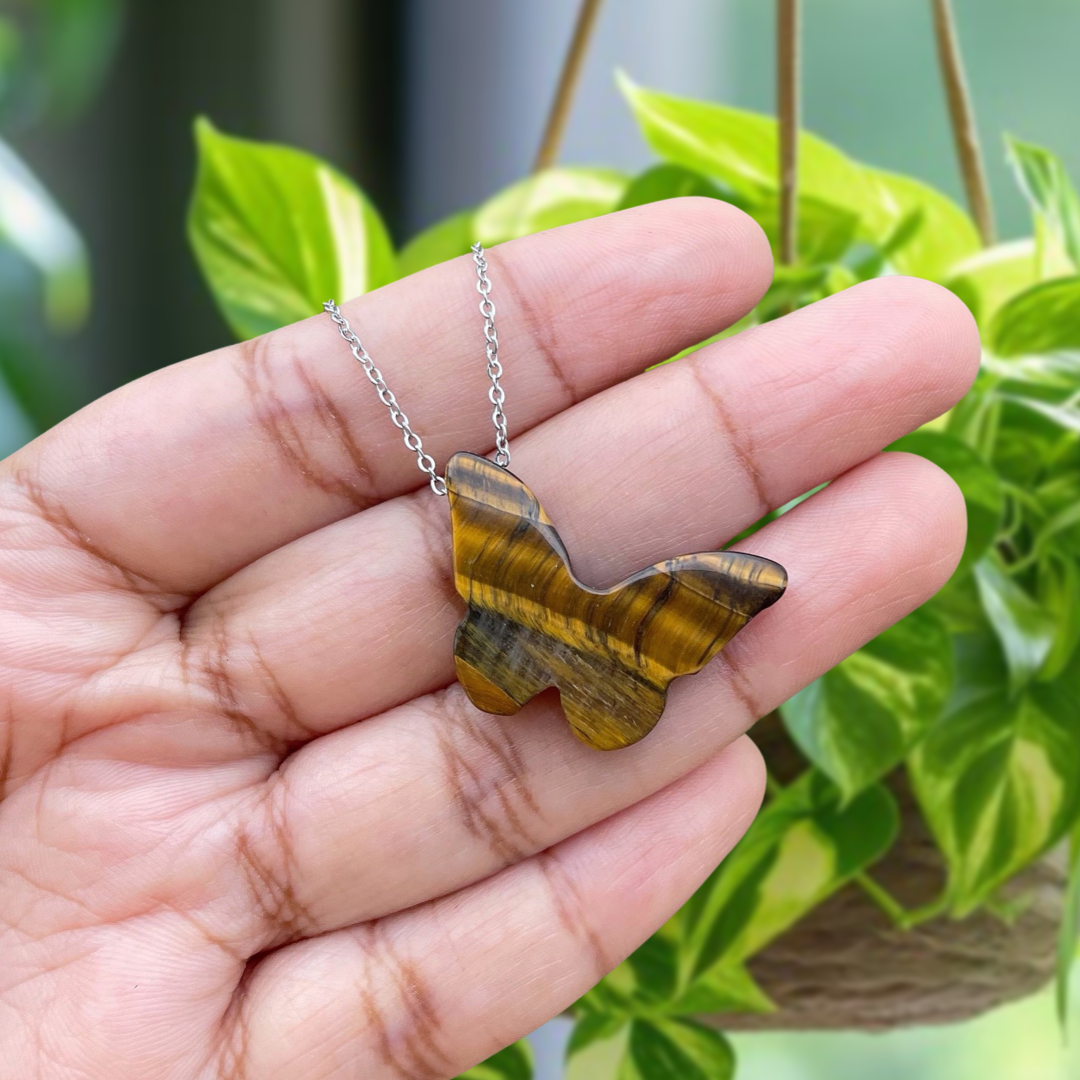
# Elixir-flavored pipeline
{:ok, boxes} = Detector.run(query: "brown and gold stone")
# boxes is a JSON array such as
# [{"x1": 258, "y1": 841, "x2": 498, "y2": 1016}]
[{"x1": 446, "y1": 453, "x2": 787, "y2": 751}]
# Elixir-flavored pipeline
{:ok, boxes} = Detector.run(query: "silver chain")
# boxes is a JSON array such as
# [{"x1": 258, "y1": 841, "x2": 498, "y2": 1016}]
[
  {"x1": 322, "y1": 242, "x2": 508, "y2": 497},
  {"x1": 473, "y1": 243, "x2": 510, "y2": 468}
]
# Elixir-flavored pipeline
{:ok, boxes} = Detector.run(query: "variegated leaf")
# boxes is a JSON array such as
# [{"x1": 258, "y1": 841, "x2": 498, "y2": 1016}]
[
  {"x1": 911, "y1": 630, "x2": 1080, "y2": 914},
  {"x1": 397, "y1": 167, "x2": 628, "y2": 279},
  {"x1": 678, "y1": 772, "x2": 898, "y2": 981},
  {"x1": 188, "y1": 119, "x2": 395, "y2": 340},
  {"x1": 782, "y1": 605, "x2": 954, "y2": 801},
  {"x1": 566, "y1": 1018, "x2": 734, "y2": 1080}
]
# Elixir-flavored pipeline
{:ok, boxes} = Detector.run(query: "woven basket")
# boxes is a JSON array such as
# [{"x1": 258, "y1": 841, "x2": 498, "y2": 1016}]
[{"x1": 706, "y1": 718, "x2": 1065, "y2": 1032}]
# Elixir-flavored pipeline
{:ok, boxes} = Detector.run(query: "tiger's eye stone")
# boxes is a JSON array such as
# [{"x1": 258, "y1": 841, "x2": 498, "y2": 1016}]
[{"x1": 446, "y1": 453, "x2": 787, "y2": 751}]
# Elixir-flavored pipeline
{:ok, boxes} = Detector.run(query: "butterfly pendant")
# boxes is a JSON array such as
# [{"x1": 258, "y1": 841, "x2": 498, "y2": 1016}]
[{"x1": 445, "y1": 453, "x2": 787, "y2": 751}]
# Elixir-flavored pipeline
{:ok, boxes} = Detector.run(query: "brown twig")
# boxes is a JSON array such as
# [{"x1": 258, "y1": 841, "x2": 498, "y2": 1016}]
[
  {"x1": 777, "y1": 0, "x2": 801, "y2": 267},
  {"x1": 930, "y1": 0, "x2": 995, "y2": 246},
  {"x1": 533, "y1": 0, "x2": 607, "y2": 173}
]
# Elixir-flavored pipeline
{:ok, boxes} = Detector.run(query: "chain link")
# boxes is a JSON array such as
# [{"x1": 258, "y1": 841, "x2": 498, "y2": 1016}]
[
  {"x1": 472, "y1": 242, "x2": 510, "y2": 468},
  {"x1": 322, "y1": 243, "x2": 508, "y2": 497},
  {"x1": 321, "y1": 300, "x2": 447, "y2": 495}
]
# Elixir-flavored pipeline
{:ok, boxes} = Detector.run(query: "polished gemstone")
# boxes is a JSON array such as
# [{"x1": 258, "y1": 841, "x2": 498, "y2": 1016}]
[{"x1": 446, "y1": 452, "x2": 787, "y2": 751}]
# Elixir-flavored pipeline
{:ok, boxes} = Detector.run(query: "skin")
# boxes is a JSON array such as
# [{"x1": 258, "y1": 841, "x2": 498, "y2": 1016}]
[{"x1": 0, "y1": 198, "x2": 979, "y2": 1079}]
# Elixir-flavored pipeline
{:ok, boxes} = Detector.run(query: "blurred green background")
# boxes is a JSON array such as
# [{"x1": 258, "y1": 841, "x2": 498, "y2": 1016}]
[
  {"x1": 528, "y1": 977, "x2": 1080, "y2": 1080},
  {"x1": 736, "y1": 977, "x2": 1080, "y2": 1080},
  {"x1": 3, "y1": 3, "x2": 1080, "y2": 1079},
  {"x1": 8, "y1": 0, "x2": 1080, "y2": 414}
]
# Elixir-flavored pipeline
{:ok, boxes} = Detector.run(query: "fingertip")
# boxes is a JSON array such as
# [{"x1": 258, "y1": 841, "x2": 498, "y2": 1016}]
[
  {"x1": 598, "y1": 195, "x2": 775, "y2": 327},
  {"x1": 651, "y1": 195, "x2": 776, "y2": 316},
  {"x1": 842, "y1": 274, "x2": 982, "y2": 410},
  {"x1": 713, "y1": 734, "x2": 768, "y2": 843},
  {"x1": 730, "y1": 449, "x2": 973, "y2": 691},
  {"x1": 879, "y1": 448, "x2": 969, "y2": 589}
]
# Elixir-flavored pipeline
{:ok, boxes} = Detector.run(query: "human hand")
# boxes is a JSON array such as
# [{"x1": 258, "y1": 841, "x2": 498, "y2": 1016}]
[{"x1": 0, "y1": 199, "x2": 978, "y2": 1078}]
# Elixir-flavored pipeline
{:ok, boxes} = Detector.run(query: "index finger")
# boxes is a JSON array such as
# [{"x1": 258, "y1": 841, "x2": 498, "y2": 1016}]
[{"x1": 5, "y1": 198, "x2": 772, "y2": 601}]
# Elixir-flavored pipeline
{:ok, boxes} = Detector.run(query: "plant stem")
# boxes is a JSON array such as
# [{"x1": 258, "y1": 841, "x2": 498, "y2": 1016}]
[
  {"x1": 533, "y1": 0, "x2": 607, "y2": 174},
  {"x1": 930, "y1": 0, "x2": 995, "y2": 246},
  {"x1": 855, "y1": 872, "x2": 910, "y2": 926},
  {"x1": 856, "y1": 873, "x2": 949, "y2": 931},
  {"x1": 777, "y1": 0, "x2": 801, "y2": 267}
]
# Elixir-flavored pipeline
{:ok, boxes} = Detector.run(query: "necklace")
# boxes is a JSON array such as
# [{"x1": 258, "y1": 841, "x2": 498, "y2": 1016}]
[{"x1": 324, "y1": 244, "x2": 787, "y2": 751}]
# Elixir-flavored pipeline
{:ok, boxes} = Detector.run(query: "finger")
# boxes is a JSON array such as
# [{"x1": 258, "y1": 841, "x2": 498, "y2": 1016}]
[
  {"x1": 228, "y1": 451, "x2": 963, "y2": 947},
  {"x1": 175, "y1": 275, "x2": 979, "y2": 739},
  {"x1": 8, "y1": 198, "x2": 772, "y2": 600},
  {"x1": 224, "y1": 735, "x2": 767, "y2": 1080}
]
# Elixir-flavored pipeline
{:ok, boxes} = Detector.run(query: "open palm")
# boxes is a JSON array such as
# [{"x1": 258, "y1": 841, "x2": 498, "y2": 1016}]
[{"x1": 0, "y1": 200, "x2": 978, "y2": 1079}]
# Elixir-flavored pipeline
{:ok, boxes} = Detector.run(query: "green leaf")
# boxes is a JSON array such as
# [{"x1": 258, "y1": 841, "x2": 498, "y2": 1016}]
[
  {"x1": 617, "y1": 164, "x2": 728, "y2": 210},
  {"x1": 974, "y1": 555, "x2": 1055, "y2": 693},
  {"x1": 1000, "y1": 393, "x2": 1080, "y2": 436},
  {"x1": 0, "y1": 16, "x2": 20, "y2": 93},
  {"x1": 1005, "y1": 135, "x2": 1080, "y2": 269},
  {"x1": 565, "y1": 1017, "x2": 630, "y2": 1080},
  {"x1": 0, "y1": 0, "x2": 122, "y2": 124},
  {"x1": 476, "y1": 167, "x2": 627, "y2": 243},
  {"x1": 928, "y1": 564, "x2": 988, "y2": 635},
  {"x1": 187, "y1": 117, "x2": 395, "y2": 340},
  {"x1": 0, "y1": 136, "x2": 89, "y2": 329},
  {"x1": 578, "y1": 933, "x2": 679, "y2": 1018},
  {"x1": 782, "y1": 606, "x2": 954, "y2": 800},
  {"x1": 396, "y1": 167, "x2": 627, "y2": 279},
  {"x1": 619, "y1": 73, "x2": 977, "y2": 278},
  {"x1": 1059, "y1": 828, "x2": 1080, "y2": 1027},
  {"x1": 681, "y1": 773, "x2": 898, "y2": 979},
  {"x1": 981, "y1": 350, "x2": 1080, "y2": 394},
  {"x1": 750, "y1": 194, "x2": 860, "y2": 266},
  {"x1": 567, "y1": 1012, "x2": 628, "y2": 1058},
  {"x1": 619, "y1": 156, "x2": 859, "y2": 273},
  {"x1": 396, "y1": 209, "x2": 475, "y2": 280},
  {"x1": 582, "y1": 929, "x2": 773, "y2": 1019},
  {"x1": 866, "y1": 168, "x2": 980, "y2": 282},
  {"x1": 890, "y1": 431, "x2": 1004, "y2": 576},
  {"x1": 664, "y1": 963, "x2": 775, "y2": 1017},
  {"x1": 1038, "y1": 556, "x2": 1080, "y2": 682},
  {"x1": 619, "y1": 73, "x2": 879, "y2": 228},
  {"x1": 567, "y1": 1017, "x2": 734, "y2": 1080},
  {"x1": 0, "y1": 333, "x2": 80, "y2": 431},
  {"x1": 911, "y1": 629, "x2": 1080, "y2": 914},
  {"x1": 583, "y1": 778, "x2": 898, "y2": 1028},
  {"x1": 40, "y1": 0, "x2": 124, "y2": 120},
  {"x1": 947, "y1": 240, "x2": 1043, "y2": 328},
  {"x1": 627, "y1": 1019, "x2": 735, "y2": 1080},
  {"x1": 990, "y1": 276, "x2": 1080, "y2": 358},
  {"x1": 457, "y1": 1040, "x2": 534, "y2": 1080}
]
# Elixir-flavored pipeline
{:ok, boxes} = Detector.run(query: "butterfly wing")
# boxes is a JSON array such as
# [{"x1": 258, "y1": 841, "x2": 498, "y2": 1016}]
[
  {"x1": 631, "y1": 551, "x2": 789, "y2": 680},
  {"x1": 553, "y1": 552, "x2": 786, "y2": 749},
  {"x1": 447, "y1": 453, "x2": 570, "y2": 714}
]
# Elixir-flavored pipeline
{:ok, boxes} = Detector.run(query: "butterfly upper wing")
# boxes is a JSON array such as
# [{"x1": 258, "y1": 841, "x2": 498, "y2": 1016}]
[
  {"x1": 446, "y1": 453, "x2": 787, "y2": 751},
  {"x1": 628, "y1": 551, "x2": 788, "y2": 680}
]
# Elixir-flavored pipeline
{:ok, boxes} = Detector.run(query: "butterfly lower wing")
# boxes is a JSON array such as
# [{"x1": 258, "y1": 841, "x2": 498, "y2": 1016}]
[
  {"x1": 446, "y1": 453, "x2": 787, "y2": 751},
  {"x1": 454, "y1": 603, "x2": 668, "y2": 750}
]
